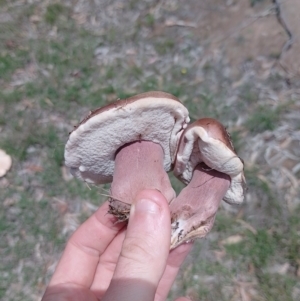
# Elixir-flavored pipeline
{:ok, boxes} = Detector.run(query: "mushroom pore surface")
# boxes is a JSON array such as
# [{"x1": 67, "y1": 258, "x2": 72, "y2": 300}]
[
  {"x1": 170, "y1": 163, "x2": 230, "y2": 249},
  {"x1": 110, "y1": 140, "x2": 176, "y2": 205}
]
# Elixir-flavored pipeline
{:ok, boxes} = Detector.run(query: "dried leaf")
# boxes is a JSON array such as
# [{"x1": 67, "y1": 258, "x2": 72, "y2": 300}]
[
  {"x1": 30, "y1": 15, "x2": 41, "y2": 23},
  {"x1": 165, "y1": 19, "x2": 197, "y2": 28},
  {"x1": 3, "y1": 198, "x2": 17, "y2": 207},
  {"x1": 26, "y1": 164, "x2": 43, "y2": 172},
  {"x1": 221, "y1": 234, "x2": 244, "y2": 245},
  {"x1": 236, "y1": 219, "x2": 257, "y2": 235},
  {"x1": 108, "y1": 197, "x2": 131, "y2": 223},
  {"x1": 52, "y1": 197, "x2": 68, "y2": 214},
  {"x1": 266, "y1": 263, "x2": 290, "y2": 275},
  {"x1": 44, "y1": 98, "x2": 54, "y2": 106},
  {"x1": 213, "y1": 249, "x2": 226, "y2": 262},
  {"x1": 240, "y1": 285, "x2": 252, "y2": 301}
]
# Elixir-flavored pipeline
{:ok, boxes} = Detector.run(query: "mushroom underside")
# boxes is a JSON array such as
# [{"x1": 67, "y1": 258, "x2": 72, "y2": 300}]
[{"x1": 64, "y1": 96, "x2": 189, "y2": 184}]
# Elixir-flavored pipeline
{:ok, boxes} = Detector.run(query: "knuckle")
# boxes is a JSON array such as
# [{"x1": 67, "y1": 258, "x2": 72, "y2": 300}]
[{"x1": 121, "y1": 236, "x2": 155, "y2": 264}]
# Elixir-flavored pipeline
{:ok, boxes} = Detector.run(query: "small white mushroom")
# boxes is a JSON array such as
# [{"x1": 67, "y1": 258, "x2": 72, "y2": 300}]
[
  {"x1": 170, "y1": 118, "x2": 245, "y2": 249},
  {"x1": 0, "y1": 149, "x2": 12, "y2": 177},
  {"x1": 65, "y1": 91, "x2": 190, "y2": 212}
]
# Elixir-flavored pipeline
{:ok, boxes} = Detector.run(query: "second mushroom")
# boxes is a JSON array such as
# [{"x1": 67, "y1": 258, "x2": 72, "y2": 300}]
[{"x1": 170, "y1": 118, "x2": 245, "y2": 249}]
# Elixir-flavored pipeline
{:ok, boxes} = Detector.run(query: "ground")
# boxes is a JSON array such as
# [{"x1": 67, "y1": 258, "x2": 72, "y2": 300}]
[{"x1": 0, "y1": 0, "x2": 300, "y2": 300}]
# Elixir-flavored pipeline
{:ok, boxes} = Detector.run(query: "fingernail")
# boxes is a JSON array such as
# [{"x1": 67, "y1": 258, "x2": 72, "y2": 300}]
[{"x1": 133, "y1": 198, "x2": 160, "y2": 214}]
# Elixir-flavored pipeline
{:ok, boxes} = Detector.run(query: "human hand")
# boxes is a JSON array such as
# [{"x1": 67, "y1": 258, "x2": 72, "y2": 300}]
[{"x1": 42, "y1": 189, "x2": 193, "y2": 301}]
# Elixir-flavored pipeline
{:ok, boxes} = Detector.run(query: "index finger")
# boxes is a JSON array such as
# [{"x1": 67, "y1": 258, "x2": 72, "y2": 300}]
[{"x1": 49, "y1": 201, "x2": 125, "y2": 287}]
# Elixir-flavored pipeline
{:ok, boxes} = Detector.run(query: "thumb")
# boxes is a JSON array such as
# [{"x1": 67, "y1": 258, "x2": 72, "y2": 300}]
[{"x1": 103, "y1": 189, "x2": 171, "y2": 301}]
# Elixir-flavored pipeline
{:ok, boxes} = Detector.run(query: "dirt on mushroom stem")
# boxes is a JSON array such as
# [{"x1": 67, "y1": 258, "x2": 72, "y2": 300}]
[
  {"x1": 108, "y1": 140, "x2": 176, "y2": 220},
  {"x1": 170, "y1": 162, "x2": 231, "y2": 249}
]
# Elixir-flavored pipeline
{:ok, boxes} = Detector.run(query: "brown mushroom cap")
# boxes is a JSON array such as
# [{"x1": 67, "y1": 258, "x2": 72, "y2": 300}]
[
  {"x1": 174, "y1": 118, "x2": 245, "y2": 204},
  {"x1": 64, "y1": 91, "x2": 190, "y2": 184}
]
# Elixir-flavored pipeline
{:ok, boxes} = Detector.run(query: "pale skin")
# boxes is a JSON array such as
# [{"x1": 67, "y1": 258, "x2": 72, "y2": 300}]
[{"x1": 42, "y1": 189, "x2": 193, "y2": 301}]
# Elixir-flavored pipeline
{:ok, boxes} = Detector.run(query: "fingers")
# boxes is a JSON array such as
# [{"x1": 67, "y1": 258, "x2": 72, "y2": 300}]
[
  {"x1": 102, "y1": 189, "x2": 171, "y2": 301},
  {"x1": 42, "y1": 283, "x2": 98, "y2": 301},
  {"x1": 90, "y1": 228, "x2": 126, "y2": 298},
  {"x1": 155, "y1": 243, "x2": 193, "y2": 301},
  {"x1": 48, "y1": 201, "x2": 125, "y2": 288}
]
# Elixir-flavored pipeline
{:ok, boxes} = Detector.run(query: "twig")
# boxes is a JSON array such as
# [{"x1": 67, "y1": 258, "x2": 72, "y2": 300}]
[
  {"x1": 272, "y1": 0, "x2": 294, "y2": 57},
  {"x1": 165, "y1": 19, "x2": 197, "y2": 28},
  {"x1": 213, "y1": 5, "x2": 276, "y2": 44}
]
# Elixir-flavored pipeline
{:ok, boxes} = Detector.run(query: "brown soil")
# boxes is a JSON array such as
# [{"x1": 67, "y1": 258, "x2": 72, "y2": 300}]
[{"x1": 190, "y1": 0, "x2": 299, "y2": 79}]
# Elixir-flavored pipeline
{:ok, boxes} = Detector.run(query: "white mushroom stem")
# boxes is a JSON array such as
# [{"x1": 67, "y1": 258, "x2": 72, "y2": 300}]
[
  {"x1": 170, "y1": 163, "x2": 230, "y2": 249},
  {"x1": 110, "y1": 141, "x2": 176, "y2": 205}
]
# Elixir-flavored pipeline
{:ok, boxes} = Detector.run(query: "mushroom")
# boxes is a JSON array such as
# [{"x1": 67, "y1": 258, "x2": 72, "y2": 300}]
[
  {"x1": 0, "y1": 149, "x2": 12, "y2": 177},
  {"x1": 64, "y1": 91, "x2": 190, "y2": 217},
  {"x1": 170, "y1": 118, "x2": 245, "y2": 249}
]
